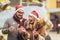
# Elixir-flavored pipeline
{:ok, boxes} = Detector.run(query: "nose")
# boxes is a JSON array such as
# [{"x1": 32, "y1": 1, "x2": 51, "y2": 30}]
[{"x1": 20, "y1": 13, "x2": 23, "y2": 16}]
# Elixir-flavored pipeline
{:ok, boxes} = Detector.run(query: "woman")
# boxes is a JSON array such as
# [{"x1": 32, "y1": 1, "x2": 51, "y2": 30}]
[{"x1": 24, "y1": 10, "x2": 46, "y2": 40}]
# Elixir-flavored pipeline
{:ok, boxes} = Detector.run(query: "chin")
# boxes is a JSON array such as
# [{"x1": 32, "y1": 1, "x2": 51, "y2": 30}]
[{"x1": 19, "y1": 17, "x2": 23, "y2": 19}]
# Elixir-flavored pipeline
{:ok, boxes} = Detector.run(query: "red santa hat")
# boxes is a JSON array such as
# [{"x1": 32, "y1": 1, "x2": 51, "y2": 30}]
[
  {"x1": 15, "y1": 5, "x2": 24, "y2": 13},
  {"x1": 29, "y1": 10, "x2": 40, "y2": 20}
]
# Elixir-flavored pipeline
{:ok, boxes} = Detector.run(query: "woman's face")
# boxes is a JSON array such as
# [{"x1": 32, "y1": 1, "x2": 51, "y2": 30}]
[{"x1": 28, "y1": 15, "x2": 35, "y2": 23}]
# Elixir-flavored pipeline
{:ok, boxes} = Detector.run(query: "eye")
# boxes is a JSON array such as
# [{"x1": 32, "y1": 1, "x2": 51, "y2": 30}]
[{"x1": 17, "y1": 11, "x2": 24, "y2": 14}]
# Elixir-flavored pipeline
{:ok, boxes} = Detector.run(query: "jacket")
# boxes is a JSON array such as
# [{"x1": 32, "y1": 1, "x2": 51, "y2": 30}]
[{"x1": 2, "y1": 15, "x2": 26, "y2": 40}]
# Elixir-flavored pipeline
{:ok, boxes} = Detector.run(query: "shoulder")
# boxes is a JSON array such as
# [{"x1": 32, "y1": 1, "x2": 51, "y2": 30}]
[
  {"x1": 23, "y1": 18, "x2": 26, "y2": 21},
  {"x1": 5, "y1": 17, "x2": 15, "y2": 23}
]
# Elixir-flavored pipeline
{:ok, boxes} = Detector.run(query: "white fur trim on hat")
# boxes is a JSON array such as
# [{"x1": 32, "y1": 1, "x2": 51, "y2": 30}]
[
  {"x1": 29, "y1": 13, "x2": 40, "y2": 20},
  {"x1": 15, "y1": 8, "x2": 24, "y2": 13}
]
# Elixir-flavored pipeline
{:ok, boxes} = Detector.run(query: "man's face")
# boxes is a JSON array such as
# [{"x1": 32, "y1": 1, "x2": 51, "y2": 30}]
[
  {"x1": 28, "y1": 15, "x2": 35, "y2": 23},
  {"x1": 16, "y1": 9, "x2": 24, "y2": 19}
]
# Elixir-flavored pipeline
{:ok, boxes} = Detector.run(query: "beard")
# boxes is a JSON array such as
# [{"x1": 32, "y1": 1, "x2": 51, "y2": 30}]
[
  {"x1": 16, "y1": 15, "x2": 23, "y2": 19},
  {"x1": 18, "y1": 15, "x2": 23, "y2": 19}
]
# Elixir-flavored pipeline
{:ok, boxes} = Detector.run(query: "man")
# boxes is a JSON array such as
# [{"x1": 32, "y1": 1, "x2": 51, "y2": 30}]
[
  {"x1": 2, "y1": 5, "x2": 26, "y2": 40},
  {"x1": 56, "y1": 19, "x2": 60, "y2": 34}
]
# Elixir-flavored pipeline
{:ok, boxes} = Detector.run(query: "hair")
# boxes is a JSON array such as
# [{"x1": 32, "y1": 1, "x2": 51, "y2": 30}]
[{"x1": 25, "y1": 18, "x2": 46, "y2": 39}]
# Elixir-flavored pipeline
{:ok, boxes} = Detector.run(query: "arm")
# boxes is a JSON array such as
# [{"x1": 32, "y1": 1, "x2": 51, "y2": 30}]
[{"x1": 2, "y1": 20, "x2": 9, "y2": 34}]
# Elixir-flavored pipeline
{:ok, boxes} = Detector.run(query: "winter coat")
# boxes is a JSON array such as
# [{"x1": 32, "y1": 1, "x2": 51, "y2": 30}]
[
  {"x1": 2, "y1": 15, "x2": 26, "y2": 40},
  {"x1": 24, "y1": 20, "x2": 46, "y2": 38}
]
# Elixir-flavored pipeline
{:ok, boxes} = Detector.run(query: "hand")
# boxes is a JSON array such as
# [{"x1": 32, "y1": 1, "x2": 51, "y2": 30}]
[
  {"x1": 17, "y1": 26, "x2": 25, "y2": 32},
  {"x1": 8, "y1": 26, "x2": 15, "y2": 32},
  {"x1": 20, "y1": 19, "x2": 23, "y2": 22},
  {"x1": 33, "y1": 30, "x2": 38, "y2": 35}
]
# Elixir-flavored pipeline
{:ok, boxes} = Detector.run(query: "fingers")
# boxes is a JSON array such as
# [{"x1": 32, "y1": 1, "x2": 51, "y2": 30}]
[{"x1": 8, "y1": 26, "x2": 15, "y2": 32}]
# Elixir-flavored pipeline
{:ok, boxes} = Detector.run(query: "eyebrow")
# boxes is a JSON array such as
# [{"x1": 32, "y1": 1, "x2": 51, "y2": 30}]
[{"x1": 17, "y1": 11, "x2": 24, "y2": 13}]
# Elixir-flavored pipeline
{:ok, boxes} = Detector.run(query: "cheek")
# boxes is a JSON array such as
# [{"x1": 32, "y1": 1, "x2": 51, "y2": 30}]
[
  {"x1": 29, "y1": 17, "x2": 33, "y2": 20},
  {"x1": 20, "y1": 14, "x2": 23, "y2": 16},
  {"x1": 16, "y1": 13, "x2": 19, "y2": 16}
]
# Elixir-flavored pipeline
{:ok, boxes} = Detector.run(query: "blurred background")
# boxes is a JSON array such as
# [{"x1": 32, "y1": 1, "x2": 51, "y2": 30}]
[{"x1": 0, "y1": 0, "x2": 60, "y2": 40}]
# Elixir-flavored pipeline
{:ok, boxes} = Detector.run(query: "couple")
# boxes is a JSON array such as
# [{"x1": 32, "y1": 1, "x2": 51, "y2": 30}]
[{"x1": 2, "y1": 5, "x2": 46, "y2": 40}]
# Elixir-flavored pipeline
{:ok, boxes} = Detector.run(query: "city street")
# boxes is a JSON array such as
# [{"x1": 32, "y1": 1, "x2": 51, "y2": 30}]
[
  {"x1": 0, "y1": 7, "x2": 60, "y2": 40},
  {"x1": 0, "y1": 0, "x2": 60, "y2": 40},
  {"x1": 49, "y1": 32, "x2": 60, "y2": 40}
]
